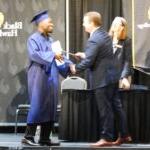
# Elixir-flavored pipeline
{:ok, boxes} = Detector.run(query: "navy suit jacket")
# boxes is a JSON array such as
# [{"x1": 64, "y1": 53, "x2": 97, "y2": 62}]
[{"x1": 76, "y1": 27, "x2": 118, "y2": 89}]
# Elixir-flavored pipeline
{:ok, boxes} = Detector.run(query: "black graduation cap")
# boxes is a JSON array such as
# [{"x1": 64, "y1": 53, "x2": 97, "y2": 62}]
[{"x1": 31, "y1": 10, "x2": 49, "y2": 24}]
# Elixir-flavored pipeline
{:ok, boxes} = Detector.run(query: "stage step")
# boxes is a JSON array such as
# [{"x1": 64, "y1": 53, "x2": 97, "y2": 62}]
[
  {"x1": 0, "y1": 144, "x2": 150, "y2": 150},
  {"x1": 1, "y1": 146, "x2": 150, "y2": 150},
  {"x1": 0, "y1": 134, "x2": 149, "y2": 150},
  {"x1": 52, "y1": 144, "x2": 150, "y2": 150}
]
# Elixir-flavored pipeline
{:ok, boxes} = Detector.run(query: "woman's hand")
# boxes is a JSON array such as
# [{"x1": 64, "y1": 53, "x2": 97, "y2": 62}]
[
  {"x1": 69, "y1": 64, "x2": 76, "y2": 75},
  {"x1": 119, "y1": 78, "x2": 131, "y2": 90}
]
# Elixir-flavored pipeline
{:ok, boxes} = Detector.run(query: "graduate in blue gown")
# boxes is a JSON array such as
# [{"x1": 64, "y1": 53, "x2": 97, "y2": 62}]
[{"x1": 22, "y1": 10, "x2": 72, "y2": 146}]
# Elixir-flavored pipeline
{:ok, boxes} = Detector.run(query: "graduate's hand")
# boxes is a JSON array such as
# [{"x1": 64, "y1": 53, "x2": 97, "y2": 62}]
[
  {"x1": 69, "y1": 64, "x2": 76, "y2": 75},
  {"x1": 55, "y1": 53, "x2": 63, "y2": 62},
  {"x1": 120, "y1": 78, "x2": 131, "y2": 90},
  {"x1": 74, "y1": 52, "x2": 86, "y2": 60}
]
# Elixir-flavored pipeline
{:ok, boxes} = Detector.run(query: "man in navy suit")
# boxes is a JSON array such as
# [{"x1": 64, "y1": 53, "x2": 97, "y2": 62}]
[{"x1": 70, "y1": 11, "x2": 118, "y2": 147}]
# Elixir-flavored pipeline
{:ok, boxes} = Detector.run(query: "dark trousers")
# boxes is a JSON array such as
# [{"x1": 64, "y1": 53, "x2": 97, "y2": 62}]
[
  {"x1": 113, "y1": 90, "x2": 129, "y2": 138},
  {"x1": 95, "y1": 83, "x2": 129, "y2": 140},
  {"x1": 95, "y1": 83, "x2": 118, "y2": 140}
]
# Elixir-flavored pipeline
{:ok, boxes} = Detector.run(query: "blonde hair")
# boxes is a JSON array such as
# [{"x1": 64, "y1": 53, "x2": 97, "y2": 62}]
[
  {"x1": 109, "y1": 17, "x2": 127, "y2": 40},
  {"x1": 84, "y1": 11, "x2": 102, "y2": 27}
]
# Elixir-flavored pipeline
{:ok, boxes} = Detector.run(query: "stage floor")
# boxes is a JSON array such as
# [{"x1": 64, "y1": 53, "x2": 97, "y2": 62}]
[{"x1": 0, "y1": 134, "x2": 150, "y2": 150}]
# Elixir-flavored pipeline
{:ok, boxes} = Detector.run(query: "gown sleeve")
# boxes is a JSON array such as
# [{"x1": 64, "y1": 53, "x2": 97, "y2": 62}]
[
  {"x1": 55, "y1": 55, "x2": 73, "y2": 78},
  {"x1": 27, "y1": 38, "x2": 55, "y2": 66}
]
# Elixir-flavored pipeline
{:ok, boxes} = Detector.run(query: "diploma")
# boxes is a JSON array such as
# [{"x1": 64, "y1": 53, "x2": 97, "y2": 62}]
[
  {"x1": 51, "y1": 40, "x2": 75, "y2": 56},
  {"x1": 51, "y1": 40, "x2": 63, "y2": 54}
]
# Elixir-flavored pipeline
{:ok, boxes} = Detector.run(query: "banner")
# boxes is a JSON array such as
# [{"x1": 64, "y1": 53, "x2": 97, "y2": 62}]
[
  {"x1": 0, "y1": 0, "x2": 65, "y2": 122},
  {"x1": 133, "y1": 0, "x2": 150, "y2": 74}
]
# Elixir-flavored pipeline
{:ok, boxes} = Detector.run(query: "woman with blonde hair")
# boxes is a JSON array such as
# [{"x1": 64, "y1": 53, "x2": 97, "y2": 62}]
[{"x1": 109, "y1": 17, "x2": 132, "y2": 145}]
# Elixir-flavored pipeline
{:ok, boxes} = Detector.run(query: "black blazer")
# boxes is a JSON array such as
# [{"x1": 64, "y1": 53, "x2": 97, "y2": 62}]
[
  {"x1": 76, "y1": 27, "x2": 117, "y2": 89},
  {"x1": 113, "y1": 38, "x2": 132, "y2": 80}
]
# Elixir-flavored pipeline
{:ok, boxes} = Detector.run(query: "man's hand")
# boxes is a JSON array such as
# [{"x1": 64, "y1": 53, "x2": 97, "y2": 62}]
[
  {"x1": 69, "y1": 64, "x2": 76, "y2": 75},
  {"x1": 119, "y1": 78, "x2": 131, "y2": 90},
  {"x1": 74, "y1": 52, "x2": 86, "y2": 60}
]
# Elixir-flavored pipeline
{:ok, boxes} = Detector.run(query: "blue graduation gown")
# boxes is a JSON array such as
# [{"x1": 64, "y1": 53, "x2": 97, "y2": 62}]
[{"x1": 26, "y1": 32, "x2": 71, "y2": 124}]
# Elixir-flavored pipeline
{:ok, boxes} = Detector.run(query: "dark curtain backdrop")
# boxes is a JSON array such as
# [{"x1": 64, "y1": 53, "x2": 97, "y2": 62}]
[
  {"x1": 69, "y1": 0, "x2": 122, "y2": 54},
  {"x1": 122, "y1": 0, "x2": 132, "y2": 38},
  {"x1": 69, "y1": 0, "x2": 87, "y2": 55},
  {"x1": 87, "y1": 0, "x2": 122, "y2": 31}
]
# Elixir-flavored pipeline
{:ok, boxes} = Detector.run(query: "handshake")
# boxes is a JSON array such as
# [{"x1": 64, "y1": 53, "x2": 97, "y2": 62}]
[
  {"x1": 69, "y1": 52, "x2": 86, "y2": 75},
  {"x1": 52, "y1": 41, "x2": 86, "y2": 75},
  {"x1": 54, "y1": 51, "x2": 86, "y2": 75}
]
